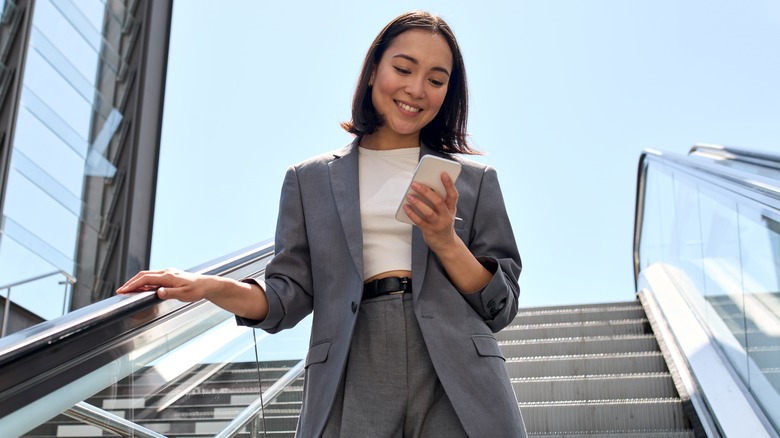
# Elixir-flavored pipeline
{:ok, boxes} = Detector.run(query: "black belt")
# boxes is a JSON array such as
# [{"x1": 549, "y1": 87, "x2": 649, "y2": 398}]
[{"x1": 362, "y1": 277, "x2": 412, "y2": 300}]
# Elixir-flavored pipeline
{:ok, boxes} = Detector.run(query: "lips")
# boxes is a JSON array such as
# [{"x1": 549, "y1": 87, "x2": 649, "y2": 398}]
[{"x1": 395, "y1": 100, "x2": 422, "y2": 113}]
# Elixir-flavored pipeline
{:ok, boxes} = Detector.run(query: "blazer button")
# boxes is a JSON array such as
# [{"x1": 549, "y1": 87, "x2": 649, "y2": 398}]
[
  {"x1": 351, "y1": 301, "x2": 358, "y2": 313},
  {"x1": 487, "y1": 300, "x2": 496, "y2": 309}
]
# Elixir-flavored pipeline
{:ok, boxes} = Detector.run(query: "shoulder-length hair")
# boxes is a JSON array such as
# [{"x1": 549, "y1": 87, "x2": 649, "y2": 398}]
[{"x1": 341, "y1": 11, "x2": 478, "y2": 155}]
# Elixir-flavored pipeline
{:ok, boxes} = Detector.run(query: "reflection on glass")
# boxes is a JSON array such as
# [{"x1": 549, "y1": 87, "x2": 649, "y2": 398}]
[
  {"x1": 0, "y1": 0, "x2": 129, "y2": 327},
  {"x1": 639, "y1": 157, "x2": 780, "y2": 429},
  {"x1": 16, "y1": 305, "x2": 310, "y2": 437}
]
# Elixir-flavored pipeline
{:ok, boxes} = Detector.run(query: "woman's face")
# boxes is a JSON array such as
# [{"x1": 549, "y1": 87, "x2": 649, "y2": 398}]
[{"x1": 370, "y1": 29, "x2": 453, "y2": 143}]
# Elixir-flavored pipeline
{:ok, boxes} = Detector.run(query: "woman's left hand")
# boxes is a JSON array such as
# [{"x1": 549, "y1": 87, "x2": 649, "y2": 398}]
[{"x1": 403, "y1": 172, "x2": 459, "y2": 254}]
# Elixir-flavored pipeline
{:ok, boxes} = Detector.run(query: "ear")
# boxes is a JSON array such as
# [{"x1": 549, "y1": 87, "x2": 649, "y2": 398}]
[{"x1": 368, "y1": 65, "x2": 376, "y2": 87}]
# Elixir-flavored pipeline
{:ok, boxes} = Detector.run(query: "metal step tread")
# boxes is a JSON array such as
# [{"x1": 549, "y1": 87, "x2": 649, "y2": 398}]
[
  {"x1": 506, "y1": 351, "x2": 668, "y2": 378},
  {"x1": 519, "y1": 301, "x2": 641, "y2": 312},
  {"x1": 527, "y1": 431, "x2": 695, "y2": 438},
  {"x1": 515, "y1": 306, "x2": 647, "y2": 324},
  {"x1": 517, "y1": 303, "x2": 643, "y2": 316},
  {"x1": 502, "y1": 333, "x2": 658, "y2": 345},
  {"x1": 503, "y1": 318, "x2": 650, "y2": 331},
  {"x1": 512, "y1": 372, "x2": 678, "y2": 402},
  {"x1": 519, "y1": 397, "x2": 683, "y2": 407},
  {"x1": 507, "y1": 350, "x2": 665, "y2": 362},
  {"x1": 520, "y1": 398, "x2": 690, "y2": 433},
  {"x1": 501, "y1": 337, "x2": 661, "y2": 359},
  {"x1": 513, "y1": 371, "x2": 672, "y2": 382}
]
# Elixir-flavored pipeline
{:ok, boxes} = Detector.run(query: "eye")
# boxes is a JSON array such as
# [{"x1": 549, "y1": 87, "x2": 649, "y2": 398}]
[
  {"x1": 393, "y1": 66, "x2": 411, "y2": 75},
  {"x1": 429, "y1": 78, "x2": 446, "y2": 87}
]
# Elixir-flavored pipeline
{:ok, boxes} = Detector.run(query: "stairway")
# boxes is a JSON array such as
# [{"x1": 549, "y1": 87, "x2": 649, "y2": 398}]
[
  {"x1": 503, "y1": 300, "x2": 699, "y2": 437},
  {"x1": 24, "y1": 360, "x2": 304, "y2": 437},
  {"x1": 24, "y1": 300, "x2": 702, "y2": 437}
]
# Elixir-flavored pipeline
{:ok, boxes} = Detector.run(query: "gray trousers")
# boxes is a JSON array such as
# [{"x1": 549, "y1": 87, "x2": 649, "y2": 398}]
[{"x1": 322, "y1": 293, "x2": 468, "y2": 438}]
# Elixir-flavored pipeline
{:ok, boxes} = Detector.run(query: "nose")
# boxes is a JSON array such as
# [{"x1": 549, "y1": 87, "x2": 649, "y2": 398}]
[{"x1": 405, "y1": 78, "x2": 425, "y2": 99}]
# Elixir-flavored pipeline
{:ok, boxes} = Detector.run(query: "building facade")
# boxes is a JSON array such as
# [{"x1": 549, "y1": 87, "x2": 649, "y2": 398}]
[{"x1": 0, "y1": 0, "x2": 172, "y2": 335}]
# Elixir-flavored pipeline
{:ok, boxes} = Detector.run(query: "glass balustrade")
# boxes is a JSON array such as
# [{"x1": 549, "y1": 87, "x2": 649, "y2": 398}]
[
  {"x1": 0, "y1": 242, "x2": 311, "y2": 437},
  {"x1": 638, "y1": 152, "x2": 780, "y2": 431}
]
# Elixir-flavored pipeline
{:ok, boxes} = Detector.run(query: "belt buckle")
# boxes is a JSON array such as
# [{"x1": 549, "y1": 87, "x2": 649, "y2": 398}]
[{"x1": 388, "y1": 277, "x2": 409, "y2": 295}]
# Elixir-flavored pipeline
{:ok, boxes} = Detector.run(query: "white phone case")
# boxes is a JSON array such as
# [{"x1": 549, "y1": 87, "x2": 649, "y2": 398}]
[{"x1": 395, "y1": 155, "x2": 462, "y2": 225}]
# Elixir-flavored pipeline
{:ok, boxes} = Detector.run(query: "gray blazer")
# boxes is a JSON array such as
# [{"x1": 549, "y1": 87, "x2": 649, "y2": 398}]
[{"x1": 239, "y1": 140, "x2": 526, "y2": 437}]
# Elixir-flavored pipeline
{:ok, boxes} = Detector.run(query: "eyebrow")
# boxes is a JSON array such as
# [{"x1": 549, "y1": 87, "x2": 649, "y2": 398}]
[{"x1": 392, "y1": 54, "x2": 451, "y2": 76}]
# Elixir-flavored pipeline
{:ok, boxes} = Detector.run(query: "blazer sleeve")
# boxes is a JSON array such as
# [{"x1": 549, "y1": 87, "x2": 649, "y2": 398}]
[
  {"x1": 460, "y1": 166, "x2": 522, "y2": 332},
  {"x1": 235, "y1": 165, "x2": 314, "y2": 333}
]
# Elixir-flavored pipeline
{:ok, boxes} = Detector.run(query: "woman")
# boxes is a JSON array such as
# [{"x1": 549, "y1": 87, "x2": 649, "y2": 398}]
[{"x1": 118, "y1": 10, "x2": 526, "y2": 437}]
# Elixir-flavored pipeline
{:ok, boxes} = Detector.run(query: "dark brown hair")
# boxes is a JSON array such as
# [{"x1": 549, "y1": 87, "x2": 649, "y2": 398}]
[{"x1": 341, "y1": 11, "x2": 477, "y2": 155}]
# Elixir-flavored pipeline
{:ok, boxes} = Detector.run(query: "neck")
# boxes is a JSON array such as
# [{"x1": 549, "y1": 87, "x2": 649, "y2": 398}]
[{"x1": 360, "y1": 130, "x2": 420, "y2": 151}]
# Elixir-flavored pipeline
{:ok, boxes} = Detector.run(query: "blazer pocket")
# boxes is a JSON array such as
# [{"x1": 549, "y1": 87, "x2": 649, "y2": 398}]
[
  {"x1": 471, "y1": 335, "x2": 505, "y2": 361},
  {"x1": 305, "y1": 340, "x2": 332, "y2": 368},
  {"x1": 454, "y1": 217, "x2": 469, "y2": 241}
]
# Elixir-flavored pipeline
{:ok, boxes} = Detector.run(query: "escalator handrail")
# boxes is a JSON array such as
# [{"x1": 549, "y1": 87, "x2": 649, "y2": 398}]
[
  {"x1": 689, "y1": 143, "x2": 780, "y2": 171},
  {"x1": 633, "y1": 147, "x2": 780, "y2": 288},
  {"x1": 0, "y1": 240, "x2": 274, "y2": 367}
]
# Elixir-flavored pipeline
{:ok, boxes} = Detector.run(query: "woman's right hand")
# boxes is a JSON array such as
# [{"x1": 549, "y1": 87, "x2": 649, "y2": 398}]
[{"x1": 116, "y1": 268, "x2": 217, "y2": 302}]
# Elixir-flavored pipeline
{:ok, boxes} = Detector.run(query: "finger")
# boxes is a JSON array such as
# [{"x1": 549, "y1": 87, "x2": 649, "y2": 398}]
[
  {"x1": 116, "y1": 269, "x2": 165, "y2": 292},
  {"x1": 441, "y1": 173, "x2": 459, "y2": 210},
  {"x1": 403, "y1": 204, "x2": 429, "y2": 228},
  {"x1": 411, "y1": 184, "x2": 449, "y2": 219},
  {"x1": 117, "y1": 271, "x2": 175, "y2": 294},
  {"x1": 406, "y1": 193, "x2": 435, "y2": 222}
]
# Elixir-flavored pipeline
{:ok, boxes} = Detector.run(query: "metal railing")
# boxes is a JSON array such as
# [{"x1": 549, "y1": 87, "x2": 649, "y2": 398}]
[
  {"x1": 215, "y1": 359, "x2": 306, "y2": 438},
  {"x1": 0, "y1": 240, "x2": 278, "y2": 437},
  {"x1": 0, "y1": 269, "x2": 76, "y2": 337}
]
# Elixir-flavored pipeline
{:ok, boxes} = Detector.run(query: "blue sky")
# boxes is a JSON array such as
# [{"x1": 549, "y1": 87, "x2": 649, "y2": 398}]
[{"x1": 150, "y1": 0, "x2": 780, "y2": 308}]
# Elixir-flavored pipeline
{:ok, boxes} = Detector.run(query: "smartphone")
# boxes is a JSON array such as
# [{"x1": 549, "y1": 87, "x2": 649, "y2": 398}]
[{"x1": 395, "y1": 155, "x2": 462, "y2": 225}]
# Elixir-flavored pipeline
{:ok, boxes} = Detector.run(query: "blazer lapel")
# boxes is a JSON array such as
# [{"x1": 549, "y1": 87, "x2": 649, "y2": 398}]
[{"x1": 329, "y1": 139, "x2": 364, "y2": 280}]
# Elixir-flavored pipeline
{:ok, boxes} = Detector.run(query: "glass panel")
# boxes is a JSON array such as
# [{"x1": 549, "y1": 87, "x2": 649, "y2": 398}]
[
  {"x1": 0, "y1": 238, "x2": 70, "y2": 321},
  {"x1": 671, "y1": 172, "x2": 708, "y2": 315},
  {"x1": 0, "y1": 0, "x2": 127, "y2": 327},
  {"x1": 12, "y1": 150, "x2": 82, "y2": 216},
  {"x1": 0, "y1": 245, "x2": 310, "y2": 437},
  {"x1": 30, "y1": 26, "x2": 117, "y2": 123},
  {"x1": 739, "y1": 208, "x2": 780, "y2": 423},
  {"x1": 5, "y1": 296, "x2": 309, "y2": 436},
  {"x1": 47, "y1": 0, "x2": 124, "y2": 75},
  {"x1": 14, "y1": 109, "x2": 85, "y2": 196},
  {"x1": 3, "y1": 171, "x2": 78, "y2": 264},
  {"x1": 697, "y1": 185, "x2": 749, "y2": 380},
  {"x1": 22, "y1": 51, "x2": 92, "y2": 138},
  {"x1": 639, "y1": 162, "x2": 676, "y2": 270},
  {"x1": 20, "y1": 85, "x2": 89, "y2": 158},
  {"x1": 34, "y1": 0, "x2": 100, "y2": 89},
  {"x1": 638, "y1": 155, "x2": 780, "y2": 430}
]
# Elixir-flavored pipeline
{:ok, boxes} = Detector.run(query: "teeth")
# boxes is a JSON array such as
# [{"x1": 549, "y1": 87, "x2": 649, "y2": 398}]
[{"x1": 397, "y1": 101, "x2": 421, "y2": 112}]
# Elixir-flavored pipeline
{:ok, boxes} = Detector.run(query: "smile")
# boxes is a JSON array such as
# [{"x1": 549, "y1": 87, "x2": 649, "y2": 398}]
[{"x1": 396, "y1": 101, "x2": 422, "y2": 113}]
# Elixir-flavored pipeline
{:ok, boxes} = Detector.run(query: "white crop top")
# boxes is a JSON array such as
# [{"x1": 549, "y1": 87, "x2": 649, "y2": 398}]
[{"x1": 358, "y1": 146, "x2": 419, "y2": 280}]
